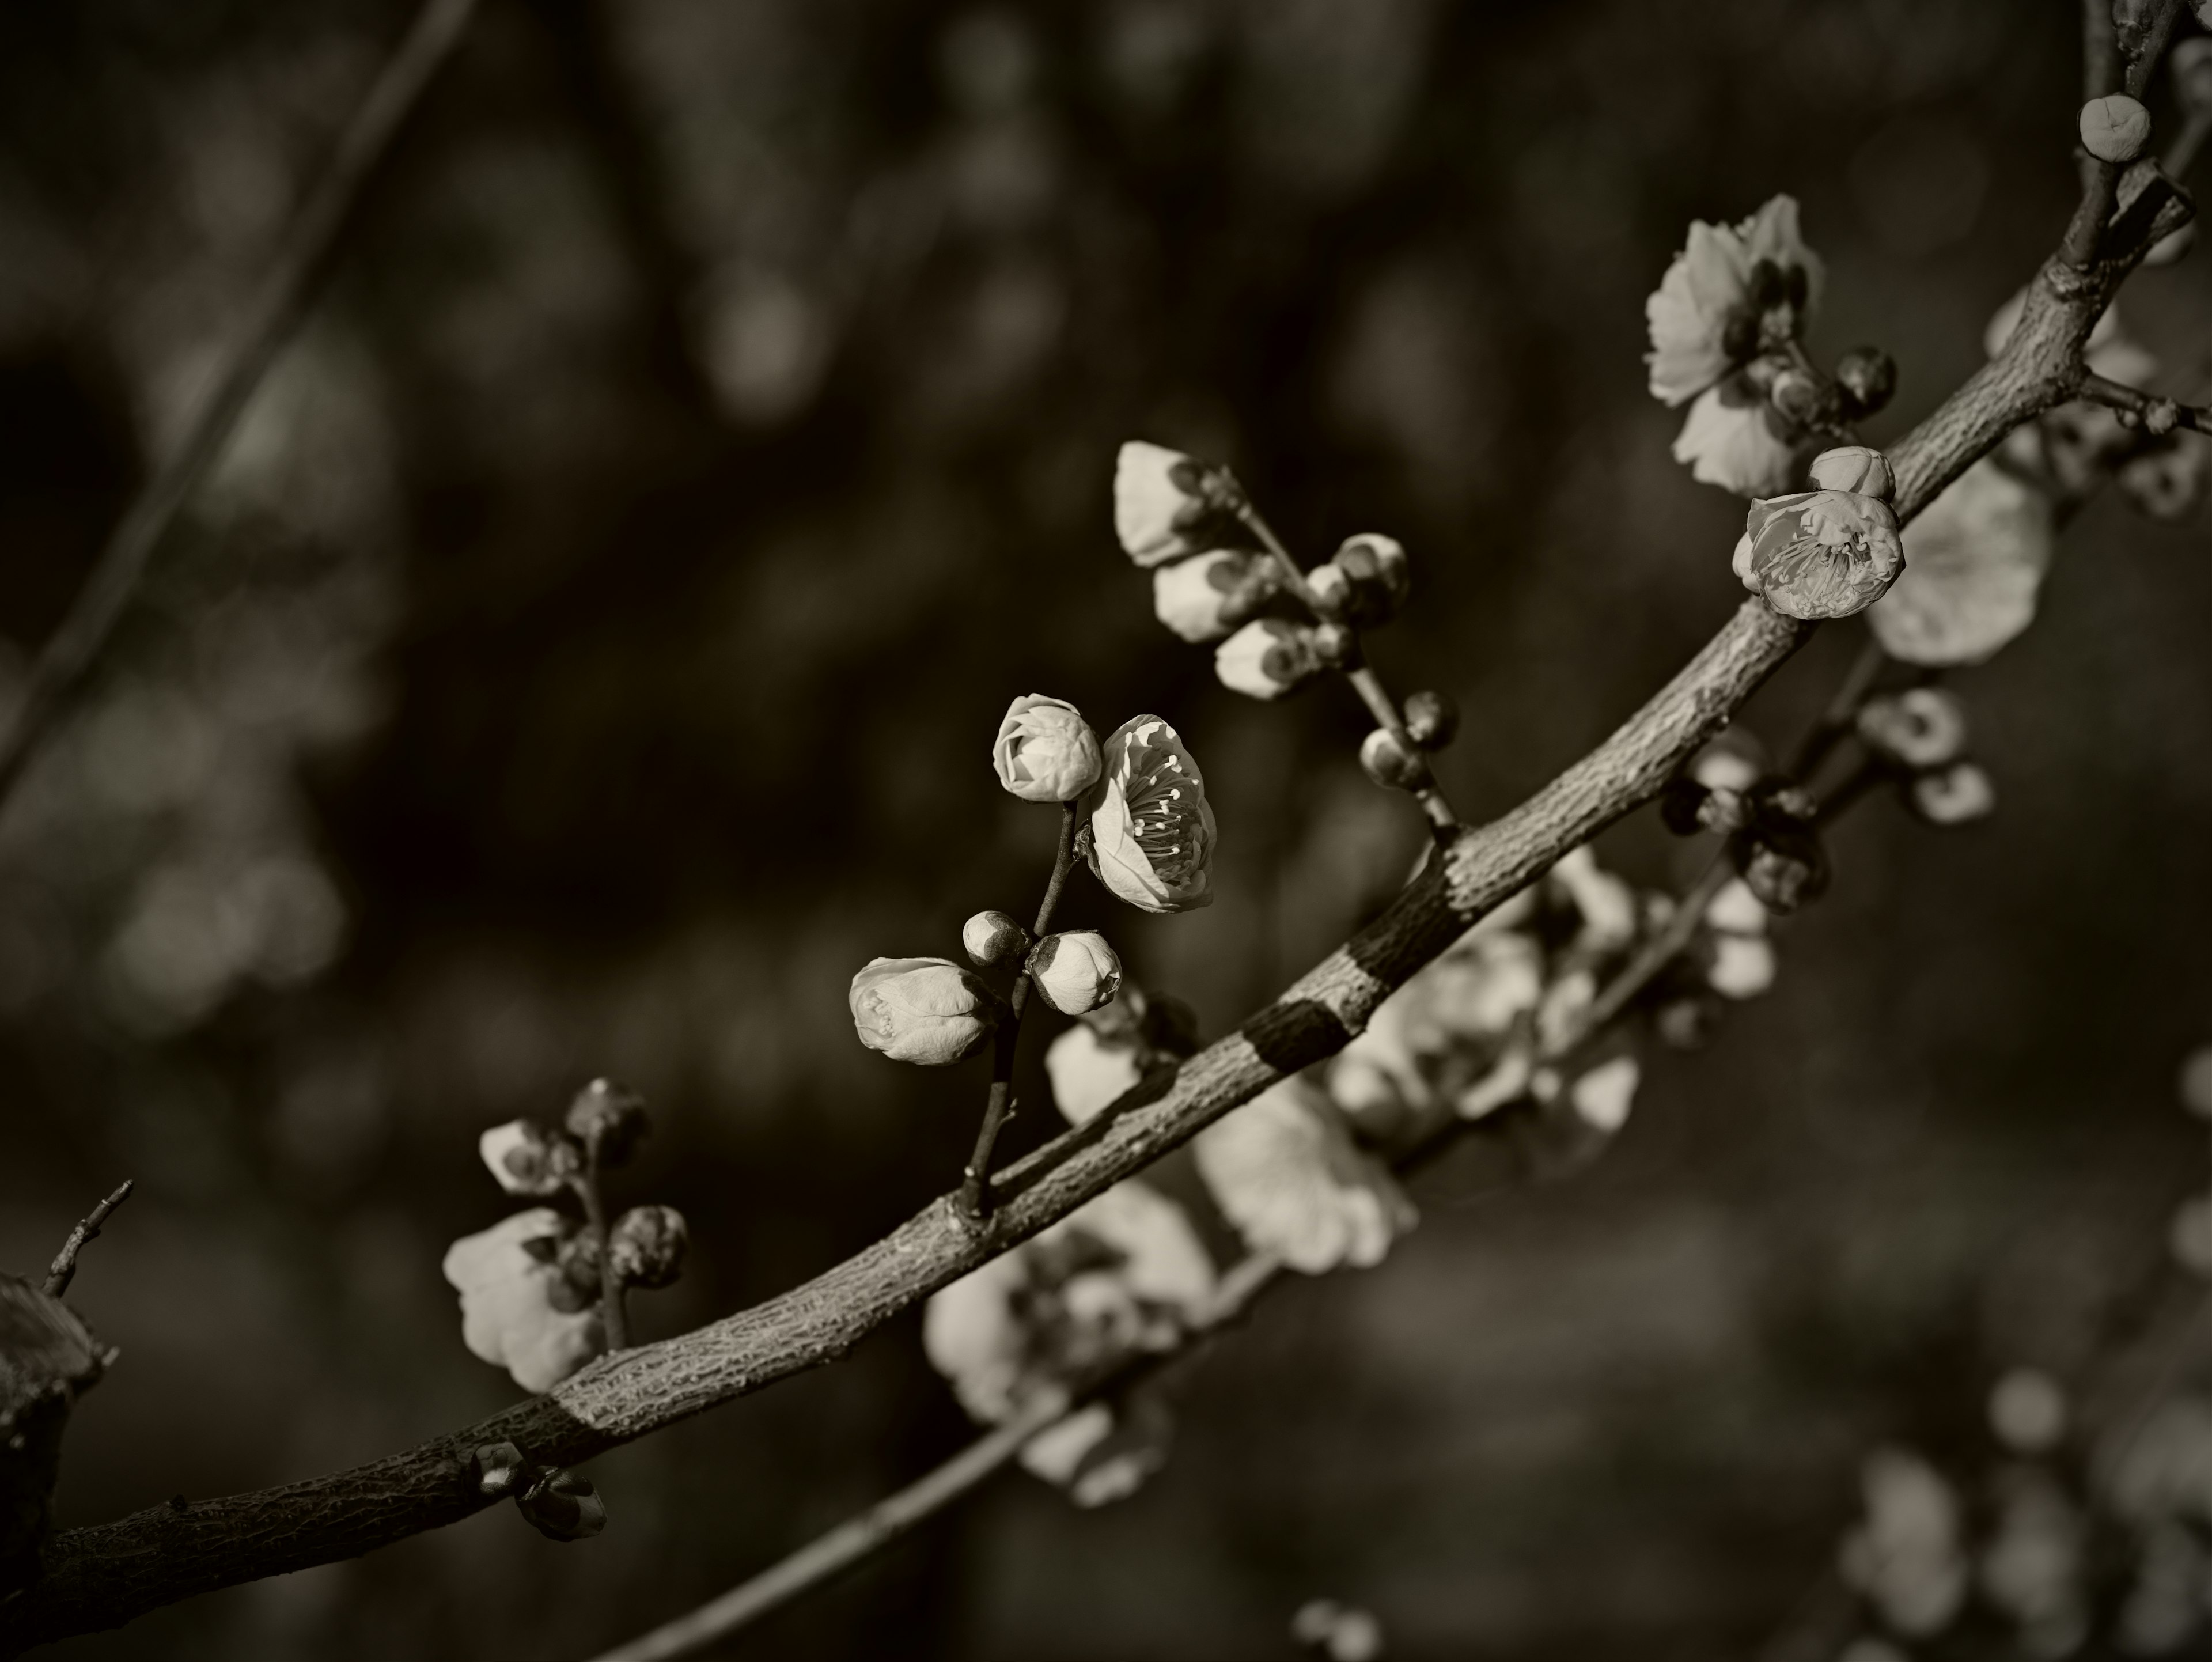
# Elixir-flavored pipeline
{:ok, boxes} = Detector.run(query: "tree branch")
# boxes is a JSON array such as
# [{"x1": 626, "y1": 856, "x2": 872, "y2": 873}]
[
  {"x1": 40, "y1": 1182, "x2": 132, "y2": 1302},
  {"x1": 0, "y1": 167, "x2": 2181, "y2": 1661}
]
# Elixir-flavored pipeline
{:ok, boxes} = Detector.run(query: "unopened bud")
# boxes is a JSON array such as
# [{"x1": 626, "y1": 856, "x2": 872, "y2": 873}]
[
  {"x1": 1309, "y1": 621, "x2": 1361, "y2": 669},
  {"x1": 565, "y1": 1079, "x2": 649, "y2": 1168},
  {"x1": 1215, "y1": 619, "x2": 1323, "y2": 699},
  {"x1": 2080, "y1": 94, "x2": 2151, "y2": 165},
  {"x1": 1027, "y1": 930, "x2": 1124, "y2": 1016},
  {"x1": 1358, "y1": 728, "x2": 1426, "y2": 791},
  {"x1": 1834, "y1": 347, "x2": 1897, "y2": 419},
  {"x1": 1909, "y1": 762, "x2": 1995, "y2": 826},
  {"x1": 517, "y1": 1468, "x2": 607, "y2": 1542},
  {"x1": 1654, "y1": 995, "x2": 1716, "y2": 1051},
  {"x1": 1309, "y1": 544, "x2": 1402, "y2": 629},
  {"x1": 1738, "y1": 823, "x2": 1829, "y2": 914},
  {"x1": 1857, "y1": 687, "x2": 1968, "y2": 770},
  {"x1": 1661, "y1": 777, "x2": 1748, "y2": 836},
  {"x1": 849, "y1": 956, "x2": 998, "y2": 1065},
  {"x1": 479, "y1": 1120, "x2": 582, "y2": 1196},
  {"x1": 1807, "y1": 445, "x2": 1896, "y2": 503},
  {"x1": 1402, "y1": 689, "x2": 1460, "y2": 749},
  {"x1": 1768, "y1": 366, "x2": 1823, "y2": 427},
  {"x1": 1152, "y1": 549, "x2": 1280, "y2": 643},
  {"x1": 1333, "y1": 533, "x2": 1410, "y2": 603},
  {"x1": 962, "y1": 909, "x2": 1030, "y2": 968},
  {"x1": 471, "y1": 1441, "x2": 533, "y2": 1498},
  {"x1": 1114, "y1": 441, "x2": 1244, "y2": 566},
  {"x1": 608, "y1": 1205, "x2": 688, "y2": 1289}
]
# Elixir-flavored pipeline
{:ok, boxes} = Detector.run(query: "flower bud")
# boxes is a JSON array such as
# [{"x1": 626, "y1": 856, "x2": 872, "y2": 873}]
[
  {"x1": 1835, "y1": 347, "x2": 1897, "y2": 418},
  {"x1": 1335, "y1": 533, "x2": 1410, "y2": 603},
  {"x1": 1738, "y1": 822, "x2": 1829, "y2": 914},
  {"x1": 961, "y1": 908, "x2": 1030, "y2": 968},
  {"x1": 1737, "y1": 487, "x2": 1904, "y2": 620},
  {"x1": 1403, "y1": 689, "x2": 1459, "y2": 749},
  {"x1": 1309, "y1": 621, "x2": 1360, "y2": 669},
  {"x1": 1768, "y1": 365, "x2": 1824, "y2": 427},
  {"x1": 479, "y1": 1120, "x2": 581, "y2": 1196},
  {"x1": 2175, "y1": 40, "x2": 2212, "y2": 114},
  {"x1": 517, "y1": 1468, "x2": 607, "y2": 1542},
  {"x1": 1660, "y1": 777, "x2": 1748, "y2": 836},
  {"x1": 1807, "y1": 445, "x2": 1895, "y2": 502},
  {"x1": 2080, "y1": 94, "x2": 2151, "y2": 164},
  {"x1": 849, "y1": 956, "x2": 998, "y2": 1065},
  {"x1": 1215, "y1": 619, "x2": 1323, "y2": 699},
  {"x1": 994, "y1": 695, "x2": 1103, "y2": 802},
  {"x1": 1150, "y1": 549, "x2": 1280, "y2": 643},
  {"x1": 608, "y1": 1205, "x2": 688, "y2": 1289},
  {"x1": 1707, "y1": 934, "x2": 1777, "y2": 1000},
  {"x1": 1027, "y1": 930, "x2": 1123, "y2": 1016},
  {"x1": 471, "y1": 1441, "x2": 533, "y2": 1498},
  {"x1": 1113, "y1": 441, "x2": 1243, "y2": 566},
  {"x1": 1857, "y1": 687, "x2": 1968, "y2": 770},
  {"x1": 1358, "y1": 728, "x2": 1426, "y2": 791},
  {"x1": 1309, "y1": 535, "x2": 1408, "y2": 627},
  {"x1": 1909, "y1": 762, "x2": 1995, "y2": 826},
  {"x1": 565, "y1": 1078, "x2": 649, "y2": 1167}
]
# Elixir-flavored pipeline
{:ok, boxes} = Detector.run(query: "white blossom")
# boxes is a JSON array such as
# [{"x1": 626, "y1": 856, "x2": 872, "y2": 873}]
[
  {"x1": 1840, "y1": 1447, "x2": 1969, "y2": 1638},
  {"x1": 1645, "y1": 195, "x2": 1823, "y2": 406},
  {"x1": 441, "y1": 1209, "x2": 604, "y2": 1394},
  {"x1": 1871, "y1": 460, "x2": 2055, "y2": 667},
  {"x1": 1046, "y1": 1021, "x2": 1145, "y2": 1124},
  {"x1": 848, "y1": 956, "x2": 998, "y2": 1065},
  {"x1": 1674, "y1": 382, "x2": 1802, "y2": 498},
  {"x1": 1114, "y1": 441, "x2": 1224, "y2": 567},
  {"x1": 1083, "y1": 715, "x2": 1217, "y2": 913},
  {"x1": 1194, "y1": 1078, "x2": 1414, "y2": 1274}
]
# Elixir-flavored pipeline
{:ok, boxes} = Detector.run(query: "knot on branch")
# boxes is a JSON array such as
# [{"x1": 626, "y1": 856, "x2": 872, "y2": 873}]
[{"x1": 1, "y1": 1277, "x2": 111, "y2": 1595}]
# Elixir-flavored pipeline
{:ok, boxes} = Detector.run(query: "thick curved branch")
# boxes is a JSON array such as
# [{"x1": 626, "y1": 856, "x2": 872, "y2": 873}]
[{"x1": 0, "y1": 221, "x2": 2175, "y2": 1653}]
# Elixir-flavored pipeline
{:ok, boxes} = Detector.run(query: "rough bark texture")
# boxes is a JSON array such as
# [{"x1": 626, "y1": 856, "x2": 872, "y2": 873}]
[
  {"x1": 0, "y1": 214, "x2": 2187, "y2": 1651},
  {"x1": 0, "y1": 1281, "x2": 105, "y2": 1600}
]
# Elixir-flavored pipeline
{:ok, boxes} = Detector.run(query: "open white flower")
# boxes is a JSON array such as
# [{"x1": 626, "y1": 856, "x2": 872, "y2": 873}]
[
  {"x1": 1194, "y1": 1077, "x2": 1414, "y2": 1274},
  {"x1": 1870, "y1": 459, "x2": 2055, "y2": 667},
  {"x1": 1673, "y1": 381, "x2": 1802, "y2": 498},
  {"x1": 1083, "y1": 715, "x2": 1216, "y2": 913},
  {"x1": 1646, "y1": 195, "x2": 1823, "y2": 406},
  {"x1": 442, "y1": 1209, "x2": 605, "y2": 1394}
]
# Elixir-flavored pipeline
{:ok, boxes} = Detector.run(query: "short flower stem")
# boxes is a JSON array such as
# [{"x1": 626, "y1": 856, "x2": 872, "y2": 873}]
[
  {"x1": 960, "y1": 800, "x2": 1080, "y2": 1220},
  {"x1": 573, "y1": 1160, "x2": 628, "y2": 1352},
  {"x1": 1236, "y1": 501, "x2": 1461, "y2": 833}
]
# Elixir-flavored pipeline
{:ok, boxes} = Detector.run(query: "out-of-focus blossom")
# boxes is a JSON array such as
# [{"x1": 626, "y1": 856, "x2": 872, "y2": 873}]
[
  {"x1": 1674, "y1": 380, "x2": 1802, "y2": 498},
  {"x1": 1910, "y1": 763, "x2": 1996, "y2": 827},
  {"x1": 1152, "y1": 548, "x2": 1279, "y2": 642},
  {"x1": 2118, "y1": 1521, "x2": 2209, "y2": 1656},
  {"x1": 849, "y1": 956, "x2": 998, "y2": 1064},
  {"x1": 1551, "y1": 1053, "x2": 1639, "y2": 1133},
  {"x1": 2080, "y1": 94, "x2": 2152, "y2": 164},
  {"x1": 479, "y1": 1119, "x2": 578, "y2": 1197},
  {"x1": 962, "y1": 908, "x2": 1029, "y2": 969},
  {"x1": 2179, "y1": 1045, "x2": 2212, "y2": 1119},
  {"x1": 1028, "y1": 930, "x2": 1123, "y2": 1015},
  {"x1": 1645, "y1": 195, "x2": 1823, "y2": 406},
  {"x1": 1840, "y1": 1447, "x2": 1969, "y2": 1637},
  {"x1": 923, "y1": 1179, "x2": 1213, "y2": 1505},
  {"x1": 1702, "y1": 877, "x2": 1775, "y2": 1001},
  {"x1": 1115, "y1": 441, "x2": 1238, "y2": 566},
  {"x1": 1083, "y1": 715, "x2": 1216, "y2": 913},
  {"x1": 565, "y1": 1077, "x2": 649, "y2": 1165},
  {"x1": 1308, "y1": 533, "x2": 1410, "y2": 627},
  {"x1": 1403, "y1": 689, "x2": 1459, "y2": 749},
  {"x1": 1357, "y1": 728, "x2": 1424, "y2": 791},
  {"x1": 1873, "y1": 459, "x2": 2056, "y2": 666},
  {"x1": 1691, "y1": 733, "x2": 1765, "y2": 794},
  {"x1": 1979, "y1": 1468, "x2": 2086, "y2": 1653},
  {"x1": 1988, "y1": 1368, "x2": 2069, "y2": 1454},
  {"x1": 1194, "y1": 1077, "x2": 1415, "y2": 1274},
  {"x1": 2117, "y1": 441, "x2": 2207, "y2": 523},
  {"x1": 2109, "y1": 1396, "x2": 2212, "y2": 1524},
  {"x1": 993, "y1": 695, "x2": 1103, "y2": 802},
  {"x1": 1736, "y1": 485, "x2": 1904, "y2": 620},
  {"x1": 1857, "y1": 688, "x2": 1969, "y2": 770},
  {"x1": 607, "y1": 1205, "x2": 688, "y2": 1289},
  {"x1": 1215, "y1": 618, "x2": 1324, "y2": 700},
  {"x1": 1550, "y1": 845, "x2": 1638, "y2": 953},
  {"x1": 2168, "y1": 1195, "x2": 2212, "y2": 1275},
  {"x1": 1291, "y1": 1599, "x2": 1387, "y2": 1661},
  {"x1": 1046, "y1": 1020, "x2": 1145, "y2": 1124},
  {"x1": 442, "y1": 1209, "x2": 605, "y2": 1394}
]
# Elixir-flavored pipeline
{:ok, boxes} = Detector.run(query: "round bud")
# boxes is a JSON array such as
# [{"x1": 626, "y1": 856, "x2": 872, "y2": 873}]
[
  {"x1": 1807, "y1": 445, "x2": 1896, "y2": 503},
  {"x1": 2080, "y1": 94, "x2": 2151, "y2": 165},
  {"x1": 608, "y1": 1204, "x2": 688, "y2": 1289},
  {"x1": 565, "y1": 1078, "x2": 649, "y2": 1167},
  {"x1": 1309, "y1": 621, "x2": 1361, "y2": 669},
  {"x1": 1654, "y1": 995, "x2": 1716, "y2": 1051},
  {"x1": 1738, "y1": 823, "x2": 1829, "y2": 915},
  {"x1": 961, "y1": 908, "x2": 1030, "y2": 968},
  {"x1": 1402, "y1": 689, "x2": 1460, "y2": 749},
  {"x1": 1834, "y1": 347, "x2": 1898, "y2": 418},
  {"x1": 1027, "y1": 930, "x2": 1124, "y2": 1016},
  {"x1": 1768, "y1": 366, "x2": 1823, "y2": 427},
  {"x1": 1333, "y1": 533, "x2": 1410, "y2": 604},
  {"x1": 471, "y1": 1441, "x2": 533, "y2": 1498},
  {"x1": 1305, "y1": 562, "x2": 1351, "y2": 620},
  {"x1": 517, "y1": 1468, "x2": 607, "y2": 1542},
  {"x1": 1358, "y1": 728, "x2": 1426, "y2": 791}
]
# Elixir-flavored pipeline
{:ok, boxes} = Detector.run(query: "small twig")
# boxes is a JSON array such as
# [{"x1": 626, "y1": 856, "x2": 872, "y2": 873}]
[
  {"x1": 960, "y1": 801, "x2": 1080, "y2": 1218},
  {"x1": 2076, "y1": 370, "x2": 2210, "y2": 434},
  {"x1": 0, "y1": 0, "x2": 479, "y2": 820},
  {"x1": 43, "y1": 1180, "x2": 134, "y2": 1298},
  {"x1": 2120, "y1": 0, "x2": 2186, "y2": 100},
  {"x1": 571, "y1": 1160, "x2": 629, "y2": 1352}
]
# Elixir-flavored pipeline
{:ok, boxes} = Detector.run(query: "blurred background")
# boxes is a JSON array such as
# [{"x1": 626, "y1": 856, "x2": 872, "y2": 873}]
[{"x1": 2, "y1": 0, "x2": 2210, "y2": 1656}]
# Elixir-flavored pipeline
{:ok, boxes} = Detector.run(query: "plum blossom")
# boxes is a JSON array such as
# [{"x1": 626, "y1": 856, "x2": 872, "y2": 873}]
[
  {"x1": 1028, "y1": 930, "x2": 1123, "y2": 1016},
  {"x1": 1114, "y1": 441, "x2": 1240, "y2": 567},
  {"x1": 1910, "y1": 763, "x2": 1995, "y2": 827},
  {"x1": 1083, "y1": 715, "x2": 1216, "y2": 913},
  {"x1": 1046, "y1": 1020, "x2": 1144, "y2": 1124},
  {"x1": 1215, "y1": 618, "x2": 1324, "y2": 700},
  {"x1": 1193, "y1": 1077, "x2": 1415, "y2": 1275},
  {"x1": 478, "y1": 1119, "x2": 578, "y2": 1197},
  {"x1": 1646, "y1": 195, "x2": 1824, "y2": 406},
  {"x1": 993, "y1": 695, "x2": 1103, "y2": 802},
  {"x1": 442, "y1": 1209, "x2": 605, "y2": 1394},
  {"x1": 848, "y1": 956, "x2": 998, "y2": 1064},
  {"x1": 1673, "y1": 378, "x2": 1804, "y2": 498},
  {"x1": 1735, "y1": 482, "x2": 1904, "y2": 620},
  {"x1": 1840, "y1": 1448, "x2": 1969, "y2": 1638},
  {"x1": 1872, "y1": 459, "x2": 2055, "y2": 667},
  {"x1": 1857, "y1": 688, "x2": 1969, "y2": 770},
  {"x1": 1152, "y1": 548, "x2": 1279, "y2": 642}
]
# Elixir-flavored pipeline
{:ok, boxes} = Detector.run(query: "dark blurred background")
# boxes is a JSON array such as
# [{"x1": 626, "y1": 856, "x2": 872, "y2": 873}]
[{"x1": 2, "y1": 0, "x2": 2210, "y2": 1656}]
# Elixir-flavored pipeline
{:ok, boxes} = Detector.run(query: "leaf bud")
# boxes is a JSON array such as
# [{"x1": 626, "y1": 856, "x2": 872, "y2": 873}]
[
  {"x1": 962, "y1": 909, "x2": 1030, "y2": 969},
  {"x1": 1807, "y1": 445, "x2": 1896, "y2": 503},
  {"x1": 517, "y1": 1468, "x2": 607, "y2": 1542},
  {"x1": 1737, "y1": 821, "x2": 1829, "y2": 914},
  {"x1": 608, "y1": 1205, "x2": 688, "y2": 1289},
  {"x1": 565, "y1": 1078, "x2": 649, "y2": 1168},
  {"x1": 1309, "y1": 621, "x2": 1361, "y2": 669},
  {"x1": 1856, "y1": 687, "x2": 1968, "y2": 770},
  {"x1": 1215, "y1": 619, "x2": 1323, "y2": 700},
  {"x1": 1027, "y1": 930, "x2": 1124, "y2": 1016},
  {"x1": 1152, "y1": 549, "x2": 1281, "y2": 643},
  {"x1": 1908, "y1": 762, "x2": 1995, "y2": 826},
  {"x1": 471, "y1": 1441, "x2": 533, "y2": 1498},
  {"x1": 994, "y1": 695, "x2": 1104, "y2": 802},
  {"x1": 1358, "y1": 728, "x2": 1427, "y2": 791},
  {"x1": 849, "y1": 957, "x2": 999, "y2": 1064},
  {"x1": 479, "y1": 1120, "x2": 582, "y2": 1196},
  {"x1": 1834, "y1": 347, "x2": 1898, "y2": 419},
  {"x1": 1402, "y1": 688, "x2": 1460, "y2": 749},
  {"x1": 2079, "y1": 94, "x2": 2151, "y2": 164}
]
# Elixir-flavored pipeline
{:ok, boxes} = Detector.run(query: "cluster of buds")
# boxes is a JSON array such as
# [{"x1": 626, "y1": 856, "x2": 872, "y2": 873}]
[
  {"x1": 467, "y1": 1440, "x2": 608, "y2": 1542},
  {"x1": 443, "y1": 1081, "x2": 688, "y2": 1394},
  {"x1": 1855, "y1": 687, "x2": 1995, "y2": 827},
  {"x1": 1664, "y1": 745, "x2": 1830, "y2": 914}
]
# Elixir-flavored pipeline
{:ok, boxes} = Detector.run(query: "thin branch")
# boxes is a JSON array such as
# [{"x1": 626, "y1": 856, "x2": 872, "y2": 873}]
[
  {"x1": 2085, "y1": 0, "x2": 2119, "y2": 105},
  {"x1": 2076, "y1": 370, "x2": 2210, "y2": 433},
  {"x1": 41, "y1": 1181, "x2": 134, "y2": 1300},
  {"x1": 573, "y1": 1163, "x2": 629, "y2": 1353},
  {"x1": 0, "y1": 156, "x2": 2162, "y2": 1659},
  {"x1": 0, "y1": 0, "x2": 479, "y2": 820}
]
